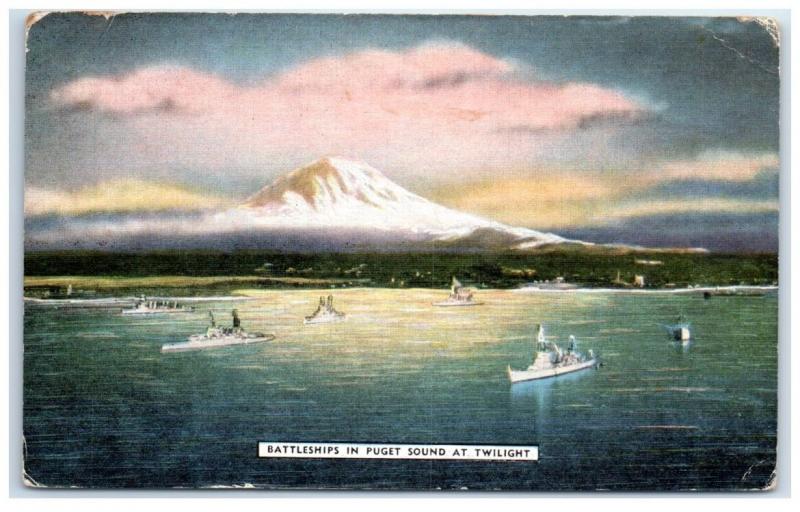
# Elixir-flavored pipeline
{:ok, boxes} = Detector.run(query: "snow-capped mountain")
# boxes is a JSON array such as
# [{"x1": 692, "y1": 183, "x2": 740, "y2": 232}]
[
  {"x1": 29, "y1": 157, "x2": 704, "y2": 253},
  {"x1": 222, "y1": 156, "x2": 575, "y2": 250}
]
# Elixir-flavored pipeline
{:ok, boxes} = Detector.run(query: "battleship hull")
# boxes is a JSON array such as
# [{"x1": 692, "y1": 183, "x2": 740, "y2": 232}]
[
  {"x1": 507, "y1": 359, "x2": 597, "y2": 383},
  {"x1": 432, "y1": 300, "x2": 484, "y2": 307},
  {"x1": 303, "y1": 314, "x2": 346, "y2": 325},
  {"x1": 122, "y1": 308, "x2": 192, "y2": 316},
  {"x1": 161, "y1": 334, "x2": 275, "y2": 353}
]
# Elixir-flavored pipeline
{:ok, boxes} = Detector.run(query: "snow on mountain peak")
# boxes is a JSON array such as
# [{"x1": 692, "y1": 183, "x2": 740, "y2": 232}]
[
  {"x1": 244, "y1": 156, "x2": 413, "y2": 211},
  {"x1": 231, "y1": 156, "x2": 571, "y2": 248}
]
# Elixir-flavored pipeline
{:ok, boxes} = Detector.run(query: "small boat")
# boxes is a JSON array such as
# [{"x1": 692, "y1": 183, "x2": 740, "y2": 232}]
[
  {"x1": 664, "y1": 314, "x2": 692, "y2": 342},
  {"x1": 122, "y1": 296, "x2": 193, "y2": 315},
  {"x1": 304, "y1": 295, "x2": 346, "y2": 324},
  {"x1": 433, "y1": 277, "x2": 483, "y2": 306},
  {"x1": 161, "y1": 310, "x2": 274, "y2": 353},
  {"x1": 507, "y1": 325, "x2": 597, "y2": 383}
]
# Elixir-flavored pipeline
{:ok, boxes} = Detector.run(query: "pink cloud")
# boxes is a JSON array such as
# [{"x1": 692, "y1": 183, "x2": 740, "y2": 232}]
[
  {"x1": 51, "y1": 66, "x2": 240, "y2": 114},
  {"x1": 49, "y1": 43, "x2": 643, "y2": 180}
]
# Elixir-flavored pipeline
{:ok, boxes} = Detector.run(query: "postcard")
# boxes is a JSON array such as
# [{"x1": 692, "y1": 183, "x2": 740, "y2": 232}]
[{"x1": 22, "y1": 12, "x2": 780, "y2": 490}]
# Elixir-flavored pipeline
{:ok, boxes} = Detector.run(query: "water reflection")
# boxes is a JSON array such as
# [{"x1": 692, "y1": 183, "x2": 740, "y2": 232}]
[
  {"x1": 509, "y1": 368, "x2": 595, "y2": 399},
  {"x1": 670, "y1": 339, "x2": 694, "y2": 353},
  {"x1": 508, "y1": 368, "x2": 598, "y2": 441}
]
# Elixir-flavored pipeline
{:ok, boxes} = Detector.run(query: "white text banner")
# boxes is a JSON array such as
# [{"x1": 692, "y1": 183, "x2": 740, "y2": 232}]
[{"x1": 258, "y1": 442, "x2": 538, "y2": 462}]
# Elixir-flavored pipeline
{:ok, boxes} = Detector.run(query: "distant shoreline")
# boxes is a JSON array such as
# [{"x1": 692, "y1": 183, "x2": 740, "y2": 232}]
[
  {"x1": 23, "y1": 285, "x2": 778, "y2": 308},
  {"x1": 511, "y1": 285, "x2": 777, "y2": 295},
  {"x1": 23, "y1": 275, "x2": 777, "y2": 295}
]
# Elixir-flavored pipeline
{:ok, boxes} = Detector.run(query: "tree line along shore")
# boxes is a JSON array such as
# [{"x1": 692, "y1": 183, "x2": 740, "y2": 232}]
[{"x1": 23, "y1": 251, "x2": 778, "y2": 292}]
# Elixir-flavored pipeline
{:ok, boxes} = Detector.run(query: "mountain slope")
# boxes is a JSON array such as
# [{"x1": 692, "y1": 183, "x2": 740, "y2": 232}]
[{"x1": 226, "y1": 157, "x2": 573, "y2": 249}]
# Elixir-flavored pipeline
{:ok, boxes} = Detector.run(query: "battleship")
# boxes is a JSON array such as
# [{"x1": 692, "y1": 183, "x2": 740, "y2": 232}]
[
  {"x1": 507, "y1": 324, "x2": 598, "y2": 383},
  {"x1": 433, "y1": 277, "x2": 484, "y2": 307},
  {"x1": 122, "y1": 295, "x2": 193, "y2": 315},
  {"x1": 516, "y1": 276, "x2": 579, "y2": 291},
  {"x1": 161, "y1": 310, "x2": 274, "y2": 353},
  {"x1": 304, "y1": 295, "x2": 346, "y2": 324}
]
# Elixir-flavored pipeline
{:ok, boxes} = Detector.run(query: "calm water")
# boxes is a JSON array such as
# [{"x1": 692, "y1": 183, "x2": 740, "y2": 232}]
[{"x1": 23, "y1": 289, "x2": 777, "y2": 490}]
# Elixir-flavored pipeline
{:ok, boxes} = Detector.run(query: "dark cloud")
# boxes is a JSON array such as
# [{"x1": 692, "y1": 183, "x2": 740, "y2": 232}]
[
  {"x1": 557, "y1": 212, "x2": 778, "y2": 253},
  {"x1": 643, "y1": 172, "x2": 779, "y2": 201},
  {"x1": 416, "y1": 70, "x2": 483, "y2": 90},
  {"x1": 55, "y1": 95, "x2": 189, "y2": 117},
  {"x1": 494, "y1": 110, "x2": 654, "y2": 136}
]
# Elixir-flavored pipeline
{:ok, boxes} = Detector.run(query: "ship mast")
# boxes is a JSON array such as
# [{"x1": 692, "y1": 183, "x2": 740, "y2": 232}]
[{"x1": 532, "y1": 323, "x2": 546, "y2": 365}]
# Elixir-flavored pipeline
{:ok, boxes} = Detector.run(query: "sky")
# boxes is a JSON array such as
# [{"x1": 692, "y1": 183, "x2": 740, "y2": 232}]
[{"x1": 24, "y1": 13, "x2": 780, "y2": 252}]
